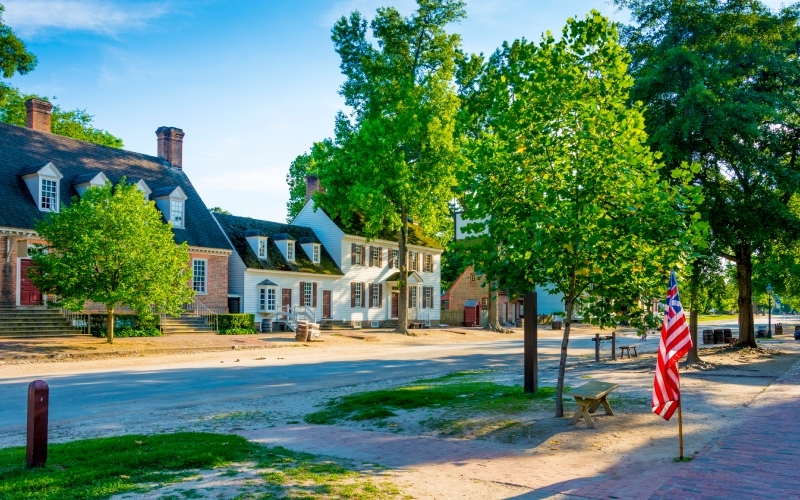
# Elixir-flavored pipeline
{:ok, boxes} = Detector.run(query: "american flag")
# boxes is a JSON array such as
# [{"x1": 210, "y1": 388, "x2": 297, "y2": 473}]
[{"x1": 652, "y1": 270, "x2": 693, "y2": 420}]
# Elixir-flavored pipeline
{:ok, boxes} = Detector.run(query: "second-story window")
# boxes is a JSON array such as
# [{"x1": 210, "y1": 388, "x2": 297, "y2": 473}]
[
  {"x1": 41, "y1": 179, "x2": 57, "y2": 210},
  {"x1": 392, "y1": 249, "x2": 399, "y2": 268},
  {"x1": 258, "y1": 238, "x2": 267, "y2": 258},
  {"x1": 287, "y1": 241, "x2": 295, "y2": 261},
  {"x1": 312, "y1": 245, "x2": 320, "y2": 264},
  {"x1": 192, "y1": 259, "x2": 207, "y2": 293},
  {"x1": 171, "y1": 200, "x2": 184, "y2": 228}
]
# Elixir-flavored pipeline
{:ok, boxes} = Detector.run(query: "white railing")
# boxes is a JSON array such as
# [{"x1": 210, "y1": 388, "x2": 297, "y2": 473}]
[
  {"x1": 274, "y1": 305, "x2": 298, "y2": 331},
  {"x1": 294, "y1": 305, "x2": 316, "y2": 324},
  {"x1": 183, "y1": 296, "x2": 219, "y2": 331},
  {"x1": 48, "y1": 296, "x2": 90, "y2": 334}
]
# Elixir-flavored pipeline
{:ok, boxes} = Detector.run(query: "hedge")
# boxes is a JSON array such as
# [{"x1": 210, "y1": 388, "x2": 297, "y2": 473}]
[
  {"x1": 218, "y1": 313, "x2": 256, "y2": 330},
  {"x1": 88, "y1": 313, "x2": 161, "y2": 337}
]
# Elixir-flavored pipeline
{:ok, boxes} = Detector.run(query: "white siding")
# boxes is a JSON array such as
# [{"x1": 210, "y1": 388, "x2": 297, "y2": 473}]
[
  {"x1": 243, "y1": 270, "x2": 339, "y2": 322},
  {"x1": 228, "y1": 251, "x2": 246, "y2": 297},
  {"x1": 291, "y1": 200, "x2": 345, "y2": 265}
]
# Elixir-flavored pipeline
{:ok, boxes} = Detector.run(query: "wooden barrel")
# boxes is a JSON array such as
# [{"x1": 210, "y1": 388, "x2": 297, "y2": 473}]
[
  {"x1": 260, "y1": 319, "x2": 272, "y2": 333},
  {"x1": 775, "y1": 324, "x2": 783, "y2": 336},
  {"x1": 795, "y1": 325, "x2": 800, "y2": 340},
  {"x1": 713, "y1": 329, "x2": 725, "y2": 344},
  {"x1": 757, "y1": 327, "x2": 767, "y2": 338},
  {"x1": 702, "y1": 329, "x2": 714, "y2": 344},
  {"x1": 723, "y1": 328, "x2": 733, "y2": 341}
]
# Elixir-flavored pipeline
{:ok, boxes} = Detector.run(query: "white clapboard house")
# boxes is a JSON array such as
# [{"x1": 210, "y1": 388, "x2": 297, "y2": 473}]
[{"x1": 213, "y1": 189, "x2": 443, "y2": 331}]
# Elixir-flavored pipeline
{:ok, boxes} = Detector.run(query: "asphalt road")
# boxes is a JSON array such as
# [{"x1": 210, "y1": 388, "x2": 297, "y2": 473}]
[{"x1": 0, "y1": 315, "x2": 792, "y2": 436}]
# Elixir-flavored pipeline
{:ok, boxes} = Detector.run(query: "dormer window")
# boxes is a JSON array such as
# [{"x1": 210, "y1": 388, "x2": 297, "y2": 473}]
[
  {"x1": 152, "y1": 186, "x2": 188, "y2": 229},
  {"x1": 41, "y1": 179, "x2": 57, "y2": 210},
  {"x1": 272, "y1": 233, "x2": 296, "y2": 262},
  {"x1": 312, "y1": 244, "x2": 320, "y2": 264},
  {"x1": 299, "y1": 237, "x2": 321, "y2": 265},
  {"x1": 135, "y1": 179, "x2": 152, "y2": 201},
  {"x1": 73, "y1": 171, "x2": 109, "y2": 197},
  {"x1": 21, "y1": 162, "x2": 63, "y2": 213},
  {"x1": 287, "y1": 241, "x2": 295, "y2": 261},
  {"x1": 258, "y1": 238, "x2": 267, "y2": 258},
  {"x1": 170, "y1": 200, "x2": 184, "y2": 228}
]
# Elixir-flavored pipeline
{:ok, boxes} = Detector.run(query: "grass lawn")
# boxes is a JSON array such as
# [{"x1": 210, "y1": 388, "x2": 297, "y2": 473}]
[
  {"x1": 305, "y1": 370, "x2": 564, "y2": 432},
  {"x1": 697, "y1": 314, "x2": 739, "y2": 322},
  {"x1": 0, "y1": 432, "x2": 402, "y2": 499}
]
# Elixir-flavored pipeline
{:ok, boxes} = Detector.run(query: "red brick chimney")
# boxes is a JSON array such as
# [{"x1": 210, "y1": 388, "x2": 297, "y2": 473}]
[
  {"x1": 25, "y1": 98, "x2": 53, "y2": 133},
  {"x1": 305, "y1": 175, "x2": 326, "y2": 202},
  {"x1": 156, "y1": 127, "x2": 185, "y2": 168}
]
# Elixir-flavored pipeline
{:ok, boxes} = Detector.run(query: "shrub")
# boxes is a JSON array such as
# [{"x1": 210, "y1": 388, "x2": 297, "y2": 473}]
[
  {"x1": 89, "y1": 313, "x2": 160, "y2": 337},
  {"x1": 218, "y1": 327, "x2": 258, "y2": 335},
  {"x1": 217, "y1": 314, "x2": 255, "y2": 330}
]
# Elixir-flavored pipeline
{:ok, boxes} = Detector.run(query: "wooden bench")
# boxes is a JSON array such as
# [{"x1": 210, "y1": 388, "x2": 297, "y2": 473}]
[
  {"x1": 618, "y1": 345, "x2": 638, "y2": 359},
  {"x1": 566, "y1": 381, "x2": 619, "y2": 429},
  {"x1": 408, "y1": 321, "x2": 425, "y2": 329}
]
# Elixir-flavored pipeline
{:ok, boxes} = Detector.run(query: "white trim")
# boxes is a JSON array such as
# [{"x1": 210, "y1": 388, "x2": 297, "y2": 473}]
[
  {"x1": 188, "y1": 246, "x2": 232, "y2": 256},
  {"x1": 244, "y1": 267, "x2": 341, "y2": 279},
  {"x1": 0, "y1": 227, "x2": 37, "y2": 237}
]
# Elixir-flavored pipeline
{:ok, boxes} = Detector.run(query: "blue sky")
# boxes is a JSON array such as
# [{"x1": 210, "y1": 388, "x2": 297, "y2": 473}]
[{"x1": 1, "y1": 0, "x2": 788, "y2": 222}]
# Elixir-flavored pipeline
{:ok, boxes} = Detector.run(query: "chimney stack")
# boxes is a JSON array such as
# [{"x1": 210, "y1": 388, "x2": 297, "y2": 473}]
[
  {"x1": 25, "y1": 98, "x2": 53, "y2": 133},
  {"x1": 305, "y1": 175, "x2": 326, "y2": 202},
  {"x1": 156, "y1": 126, "x2": 185, "y2": 168}
]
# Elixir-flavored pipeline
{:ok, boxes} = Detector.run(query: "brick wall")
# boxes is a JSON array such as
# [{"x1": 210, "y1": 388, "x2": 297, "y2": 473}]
[
  {"x1": 445, "y1": 266, "x2": 521, "y2": 325},
  {"x1": 0, "y1": 236, "x2": 17, "y2": 307},
  {"x1": 190, "y1": 253, "x2": 228, "y2": 313}
]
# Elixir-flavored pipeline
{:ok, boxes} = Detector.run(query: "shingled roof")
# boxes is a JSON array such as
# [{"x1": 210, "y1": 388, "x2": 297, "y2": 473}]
[
  {"x1": 0, "y1": 122, "x2": 231, "y2": 251},
  {"x1": 213, "y1": 213, "x2": 343, "y2": 276}
]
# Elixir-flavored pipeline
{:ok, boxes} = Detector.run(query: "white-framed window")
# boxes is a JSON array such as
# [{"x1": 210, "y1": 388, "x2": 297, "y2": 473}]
[
  {"x1": 258, "y1": 238, "x2": 267, "y2": 258},
  {"x1": 372, "y1": 284, "x2": 380, "y2": 307},
  {"x1": 287, "y1": 241, "x2": 295, "y2": 261},
  {"x1": 304, "y1": 282, "x2": 312, "y2": 306},
  {"x1": 171, "y1": 200, "x2": 184, "y2": 228},
  {"x1": 40, "y1": 178, "x2": 57, "y2": 211},
  {"x1": 469, "y1": 273, "x2": 477, "y2": 283},
  {"x1": 391, "y1": 249, "x2": 399, "y2": 269},
  {"x1": 425, "y1": 254, "x2": 432, "y2": 273},
  {"x1": 192, "y1": 259, "x2": 207, "y2": 294},
  {"x1": 425, "y1": 286, "x2": 432, "y2": 308},
  {"x1": 355, "y1": 245, "x2": 363, "y2": 265},
  {"x1": 410, "y1": 287, "x2": 418, "y2": 309},
  {"x1": 259, "y1": 287, "x2": 277, "y2": 312},
  {"x1": 354, "y1": 282, "x2": 362, "y2": 307},
  {"x1": 312, "y1": 244, "x2": 320, "y2": 264}
]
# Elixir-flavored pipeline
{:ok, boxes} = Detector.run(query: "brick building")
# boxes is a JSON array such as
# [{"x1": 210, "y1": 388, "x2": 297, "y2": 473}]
[
  {"x1": 441, "y1": 266, "x2": 521, "y2": 326},
  {"x1": 0, "y1": 99, "x2": 231, "y2": 322}
]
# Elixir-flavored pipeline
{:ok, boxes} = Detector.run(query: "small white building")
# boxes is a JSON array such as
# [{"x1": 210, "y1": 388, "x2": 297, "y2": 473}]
[{"x1": 214, "y1": 198, "x2": 442, "y2": 330}]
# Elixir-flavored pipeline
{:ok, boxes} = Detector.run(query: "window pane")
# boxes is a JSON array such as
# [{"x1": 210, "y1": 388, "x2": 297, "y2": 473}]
[
  {"x1": 41, "y1": 179, "x2": 57, "y2": 210},
  {"x1": 304, "y1": 282, "x2": 312, "y2": 306},
  {"x1": 267, "y1": 289, "x2": 276, "y2": 311},
  {"x1": 171, "y1": 200, "x2": 184, "y2": 228},
  {"x1": 287, "y1": 242, "x2": 294, "y2": 261},
  {"x1": 192, "y1": 260, "x2": 206, "y2": 293}
]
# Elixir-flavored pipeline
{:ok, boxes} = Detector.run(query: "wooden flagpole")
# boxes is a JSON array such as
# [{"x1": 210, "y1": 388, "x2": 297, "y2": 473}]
[{"x1": 677, "y1": 398, "x2": 684, "y2": 460}]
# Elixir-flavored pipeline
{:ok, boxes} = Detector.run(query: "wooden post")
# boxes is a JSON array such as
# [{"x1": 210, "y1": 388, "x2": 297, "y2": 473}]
[
  {"x1": 26, "y1": 380, "x2": 49, "y2": 468},
  {"x1": 611, "y1": 331, "x2": 616, "y2": 361},
  {"x1": 678, "y1": 398, "x2": 685, "y2": 460},
  {"x1": 595, "y1": 333, "x2": 600, "y2": 362},
  {"x1": 524, "y1": 292, "x2": 538, "y2": 394}
]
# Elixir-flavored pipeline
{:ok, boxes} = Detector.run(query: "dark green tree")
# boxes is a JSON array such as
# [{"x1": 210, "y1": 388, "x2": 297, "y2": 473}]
[
  {"x1": 286, "y1": 152, "x2": 314, "y2": 221},
  {"x1": 0, "y1": 4, "x2": 36, "y2": 81},
  {"x1": 313, "y1": 0, "x2": 465, "y2": 334},
  {"x1": 616, "y1": 0, "x2": 800, "y2": 347}
]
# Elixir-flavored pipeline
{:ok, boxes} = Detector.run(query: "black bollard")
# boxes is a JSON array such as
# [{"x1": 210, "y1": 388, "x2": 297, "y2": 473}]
[
  {"x1": 595, "y1": 334, "x2": 600, "y2": 362},
  {"x1": 524, "y1": 292, "x2": 538, "y2": 394},
  {"x1": 27, "y1": 380, "x2": 49, "y2": 468}
]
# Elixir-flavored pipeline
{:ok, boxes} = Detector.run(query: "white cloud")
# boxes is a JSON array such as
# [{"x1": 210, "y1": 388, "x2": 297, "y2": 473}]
[{"x1": 2, "y1": 0, "x2": 169, "y2": 37}]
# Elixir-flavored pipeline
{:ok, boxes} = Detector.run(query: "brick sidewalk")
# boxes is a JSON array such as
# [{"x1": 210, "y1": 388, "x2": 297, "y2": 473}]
[{"x1": 242, "y1": 358, "x2": 800, "y2": 499}]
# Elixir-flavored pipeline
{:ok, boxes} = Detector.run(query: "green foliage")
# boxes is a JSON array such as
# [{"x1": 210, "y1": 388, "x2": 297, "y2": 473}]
[
  {"x1": 0, "y1": 5, "x2": 37, "y2": 79},
  {"x1": 458, "y1": 12, "x2": 705, "y2": 415},
  {"x1": 218, "y1": 327, "x2": 257, "y2": 335},
  {"x1": 0, "y1": 86, "x2": 123, "y2": 148},
  {"x1": 312, "y1": 0, "x2": 465, "y2": 331},
  {"x1": 616, "y1": 0, "x2": 800, "y2": 346},
  {"x1": 305, "y1": 370, "x2": 562, "y2": 425},
  {"x1": 286, "y1": 152, "x2": 314, "y2": 221},
  {"x1": 30, "y1": 180, "x2": 195, "y2": 342},
  {"x1": 217, "y1": 313, "x2": 255, "y2": 329},
  {"x1": 88, "y1": 313, "x2": 161, "y2": 337},
  {"x1": 208, "y1": 207, "x2": 230, "y2": 215}
]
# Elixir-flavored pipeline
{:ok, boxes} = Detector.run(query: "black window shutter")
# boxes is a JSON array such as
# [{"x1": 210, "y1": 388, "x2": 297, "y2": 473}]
[
  {"x1": 299, "y1": 282, "x2": 305, "y2": 306},
  {"x1": 369, "y1": 246, "x2": 374, "y2": 267},
  {"x1": 361, "y1": 282, "x2": 366, "y2": 307},
  {"x1": 388, "y1": 249, "x2": 393, "y2": 268},
  {"x1": 312, "y1": 282, "x2": 317, "y2": 307},
  {"x1": 351, "y1": 243, "x2": 356, "y2": 265},
  {"x1": 351, "y1": 282, "x2": 356, "y2": 307},
  {"x1": 369, "y1": 283, "x2": 374, "y2": 308},
  {"x1": 379, "y1": 284, "x2": 383, "y2": 307}
]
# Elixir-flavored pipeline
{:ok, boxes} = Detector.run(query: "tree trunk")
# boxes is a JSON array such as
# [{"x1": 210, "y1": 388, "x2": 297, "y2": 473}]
[
  {"x1": 397, "y1": 207, "x2": 410, "y2": 335},
  {"x1": 686, "y1": 264, "x2": 702, "y2": 364},
  {"x1": 735, "y1": 246, "x2": 756, "y2": 348},
  {"x1": 555, "y1": 298, "x2": 574, "y2": 418},
  {"x1": 106, "y1": 305, "x2": 115, "y2": 344},
  {"x1": 486, "y1": 273, "x2": 500, "y2": 331}
]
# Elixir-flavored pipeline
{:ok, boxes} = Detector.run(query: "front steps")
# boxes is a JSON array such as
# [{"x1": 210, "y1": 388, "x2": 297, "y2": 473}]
[
  {"x1": 0, "y1": 307, "x2": 84, "y2": 337},
  {"x1": 160, "y1": 314, "x2": 216, "y2": 334}
]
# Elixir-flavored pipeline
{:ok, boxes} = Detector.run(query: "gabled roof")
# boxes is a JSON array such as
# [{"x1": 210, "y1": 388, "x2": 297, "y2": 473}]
[
  {"x1": 0, "y1": 122, "x2": 231, "y2": 251},
  {"x1": 213, "y1": 213, "x2": 343, "y2": 276}
]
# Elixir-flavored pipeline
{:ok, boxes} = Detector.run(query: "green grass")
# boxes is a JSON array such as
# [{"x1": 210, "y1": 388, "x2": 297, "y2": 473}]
[
  {"x1": 305, "y1": 370, "x2": 564, "y2": 425},
  {"x1": 0, "y1": 432, "x2": 404, "y2": 500},
  {"x1": 697, "y1": 314, "x2": 739, "y2": 322}
]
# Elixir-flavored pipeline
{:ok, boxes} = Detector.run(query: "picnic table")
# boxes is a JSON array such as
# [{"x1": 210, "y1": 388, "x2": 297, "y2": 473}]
[
  {"x1": 566, "y1": 381, "x2": 619, "y2": 429},
  {"x1": 618, "y1": 345, "x2": 638, "y2": 358}
]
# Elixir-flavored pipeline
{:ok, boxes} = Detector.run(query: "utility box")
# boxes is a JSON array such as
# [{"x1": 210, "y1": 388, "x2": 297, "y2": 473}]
[{"x1": 463, "y1": 299, "x2": 481, "y2": 327}]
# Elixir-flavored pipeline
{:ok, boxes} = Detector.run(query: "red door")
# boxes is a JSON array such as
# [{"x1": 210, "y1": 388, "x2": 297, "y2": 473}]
[
  {"x1": 281, "y1": 288, "x2": 292, "y2": 309},
  {"x1": 391, "y1": 292, "x2": 399, "y2": 319},
  {"x1": 19, "y1": 259, "x2": 42, "y2": 306},
  {"x1": 322, "y1": 290, "x2": 332, "y2": 319}
]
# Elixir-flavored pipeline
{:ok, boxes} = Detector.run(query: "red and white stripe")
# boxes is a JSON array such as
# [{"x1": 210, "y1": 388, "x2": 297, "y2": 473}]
[{"x1": 652, "y1": 270, "x2": 693, "y2": 420}]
